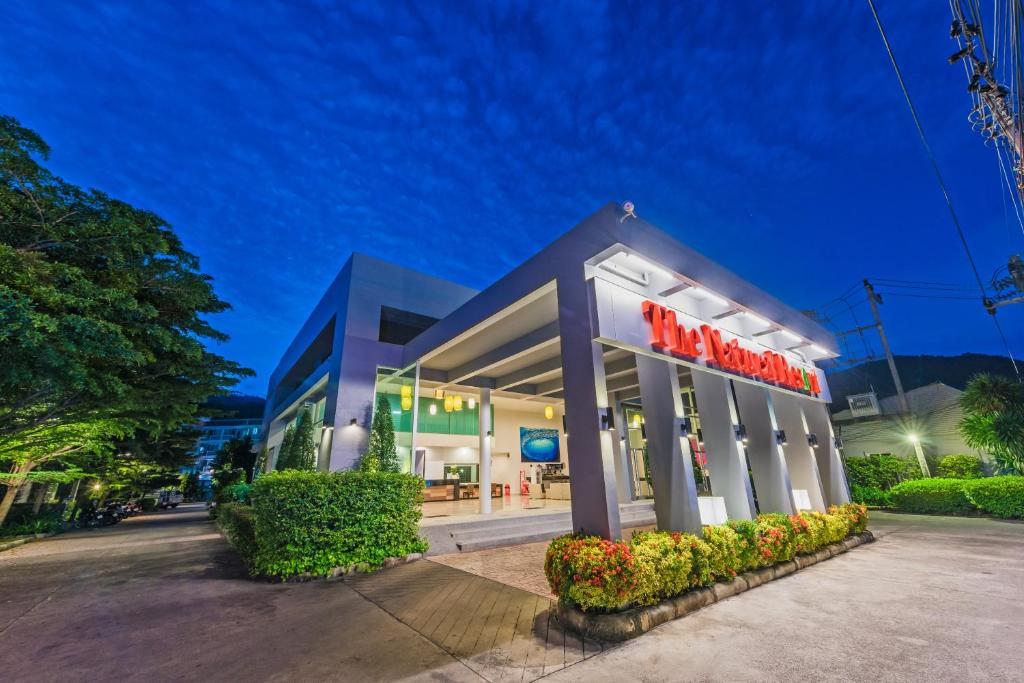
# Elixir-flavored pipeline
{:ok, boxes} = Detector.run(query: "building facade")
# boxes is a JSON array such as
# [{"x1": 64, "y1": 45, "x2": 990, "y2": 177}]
[
  {"x1": 189, "y1": 417, "x2": 263, "y2": 484},
  {"x1": 832, "y1": 382, "x2": 987, "y2": 463},
  {"x1": 261, "y1": 203, "x2": 850, "y2": 539}
]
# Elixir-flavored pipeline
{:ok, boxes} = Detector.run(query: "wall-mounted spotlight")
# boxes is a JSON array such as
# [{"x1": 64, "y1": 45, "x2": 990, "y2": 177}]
[
  {"x1": 807, "y1": 433, "x2": 819, "y2": 449},
  {"x1": 562, "y1": 415, "x2": 569, "y2": 438},
  {"x1": 349, "y1": 418, "x2": 358, "y2": 426},
  {"x1": 599, "y1": 407, "x2": 614, "y2": 431},
  {"x1": 833, "y1": 436, "x2": 843, "y2": 449},
  {"x1": 775, "y1": 429, "x2": 787, "y2": 446},
  {"x1": 679, "y1": 416, "x2": 693, "y2": 438},
  {"x1": 640, "y1": 422, "x2": 647, "y2": 441},
  {"x1": 734, "y1": 423, "x2": 748, "y2": 444},
  {"x1": 696, "y1": 428, "x2": 705, "y2": 447}
]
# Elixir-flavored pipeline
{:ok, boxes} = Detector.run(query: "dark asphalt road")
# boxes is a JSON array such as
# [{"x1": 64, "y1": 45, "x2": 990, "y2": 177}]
[{"x1": 0, "y1": 504, "x2": 480, "y2": 682}]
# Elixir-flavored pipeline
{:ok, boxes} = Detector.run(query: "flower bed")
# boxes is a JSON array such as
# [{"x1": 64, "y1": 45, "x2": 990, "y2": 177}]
[{"x1": 545, "y1": 503, "x2": 870, "y2": 640}]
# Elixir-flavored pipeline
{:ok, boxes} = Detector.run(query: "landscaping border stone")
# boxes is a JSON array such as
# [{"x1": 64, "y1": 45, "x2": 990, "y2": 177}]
[{"x1": 553, "y1": 531, "x2": 875, "y2": 642}]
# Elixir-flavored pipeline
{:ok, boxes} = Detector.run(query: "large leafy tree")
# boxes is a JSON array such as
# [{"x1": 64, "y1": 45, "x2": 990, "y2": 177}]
[
  {"x1": 959, "y1": 373, "x2": 1024, "y2": 475},
  {"x1": 0, "y1": 115, "x2": 251, "y2": 524}
]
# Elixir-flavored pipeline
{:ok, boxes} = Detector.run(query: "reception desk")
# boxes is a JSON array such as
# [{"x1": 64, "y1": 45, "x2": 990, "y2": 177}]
[{"x1": 423, "y1": 482, "x2": 503, "y2": 502}]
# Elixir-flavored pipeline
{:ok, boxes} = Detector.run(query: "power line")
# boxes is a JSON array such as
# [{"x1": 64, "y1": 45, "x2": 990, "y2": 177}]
[{"x1": 866, "y1": 0, "x2": 1021, "y2": 380}]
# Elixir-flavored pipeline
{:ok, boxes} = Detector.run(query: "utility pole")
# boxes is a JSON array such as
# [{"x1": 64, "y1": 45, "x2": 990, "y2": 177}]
[{"x1": 864, "y1": 279, "x2": 930, "y2": 476}]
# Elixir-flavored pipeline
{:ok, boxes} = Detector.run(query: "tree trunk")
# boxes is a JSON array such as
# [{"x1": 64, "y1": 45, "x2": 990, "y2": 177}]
[
  {"x1": 0, "y1": 462, "x2": 36, "y2": 527},
  {"x1": 31, "y1": 483, "x2": 47, "y2": 515}
]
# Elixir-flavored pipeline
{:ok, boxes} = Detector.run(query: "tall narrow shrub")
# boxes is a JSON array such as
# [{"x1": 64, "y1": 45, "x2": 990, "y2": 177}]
[
  {"x1": 275, "y1": 424, "x2": 296, "y2": 470},
  {"x1": 291, "y1": 408, "x2": 317, "y2": 471},
  {"x1": 362, "y1": 394, "x2": 399, "y2": 472}
]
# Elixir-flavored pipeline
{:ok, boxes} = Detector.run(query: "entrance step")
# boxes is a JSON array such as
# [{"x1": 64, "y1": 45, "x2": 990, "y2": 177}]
[{"x1": 423, "y1": 501, "x2": 656, "y2": 555}]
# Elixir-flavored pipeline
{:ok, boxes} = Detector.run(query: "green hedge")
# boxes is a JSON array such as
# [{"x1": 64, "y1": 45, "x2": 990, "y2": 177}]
[
  {"x1": 888, "y1": 478, "x2": 975, "y2": 515},
  {"x1": 544, "y1": 503, "x2": 869, "y2": 612},
  {"x1": 964, "y1": 476, "x2": 1024, "y2": 518},
  {"x1": 936, "y1": 454, "x2": 984, "y2": 480},
  {"x1": 216, "y1": 503, "x2": 257, "y2": 567},
  {"x1": 250, "y1": 470, "x2": 427, "y2": 579}
]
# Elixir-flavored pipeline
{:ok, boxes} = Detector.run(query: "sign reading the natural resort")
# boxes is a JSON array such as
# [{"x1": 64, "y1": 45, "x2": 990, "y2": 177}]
[{"x1": 641, "y1": 300, "x2": 821, "y2": 397}]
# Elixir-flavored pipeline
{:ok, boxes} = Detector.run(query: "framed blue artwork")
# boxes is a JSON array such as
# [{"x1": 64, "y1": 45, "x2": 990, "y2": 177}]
[{"x1": 520, "y1": 427, "x2": 560, "y2": 462}]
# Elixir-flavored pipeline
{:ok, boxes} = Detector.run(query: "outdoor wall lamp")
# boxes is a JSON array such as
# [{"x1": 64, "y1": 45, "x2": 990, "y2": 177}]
[
  {"x1": 598, "y1": 407, "x2": 614, "y2": 431},
  {"x1": 640, "y1": 422, "x2": 647, "y2": 440},
  {"x1": 696, "y1": 428, "x2": 705, "y2": 447},
  {"x1": 679, "y1": 416, "x2": 693, "y2": 437},
  {"x1": 349, "y1": 418, "x2": 358, "y2": 426},
  {"x1": 734, "y1": 423, "x2": 748, "y2": 444},
  {"x1": 807, "y1": 433, "x2": 819, "y2": 449},
  {"x1": 775, "y1": 429, "x2": 787, "y2": 445},
  {"x1": 834, "y1": 436, "x2": 843, "y2": 449}
]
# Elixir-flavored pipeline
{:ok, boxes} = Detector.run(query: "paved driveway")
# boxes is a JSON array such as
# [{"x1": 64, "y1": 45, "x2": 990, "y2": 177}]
[
  {"x1": 0, "y1": 504, "x2": 480, "y2": 682},
  {"x1": 1, "y1": 506, "x2": 1021, "y2": 682}
]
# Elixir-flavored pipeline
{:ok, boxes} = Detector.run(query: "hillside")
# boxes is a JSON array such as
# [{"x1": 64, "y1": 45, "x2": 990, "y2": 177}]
[
  {"x1": 824, "y1": 353, "x2": 1017, "y2": 409},
  {"x1": 201, "y1": 394, "x2": 266, "y2": 419}
]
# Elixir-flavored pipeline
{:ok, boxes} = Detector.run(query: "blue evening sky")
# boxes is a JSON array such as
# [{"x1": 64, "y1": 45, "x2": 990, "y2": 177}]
[{"x1": 2, "y1": 1, "x2": 1022, "y2": 395}]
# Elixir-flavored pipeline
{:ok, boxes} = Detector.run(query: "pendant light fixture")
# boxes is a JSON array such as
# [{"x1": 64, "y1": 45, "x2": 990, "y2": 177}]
[
  {"x1": 444, "y1": 394, "x2": 454, "y2": 413},
  {"x1": 434, "y1": 388, "x2": 444, "y2": 400},
  {"x1": 400, "y1": 395, "x2": 412, "y2": 411},
  {"x1": 400, "y1": 385, "x2": 412, "y2": 398},
  {"x1": 544, "y1": 405, "x2": 554, "y2": 420},
  {"x1": 468, "y1": 397, "x2": 476, "y2": 410},
  {"x1": 428, "y1": 403, "x2": 437, "y2": 415},
  {"x1": 453, "y1": 395, "x2": 463, "y2": 411}
]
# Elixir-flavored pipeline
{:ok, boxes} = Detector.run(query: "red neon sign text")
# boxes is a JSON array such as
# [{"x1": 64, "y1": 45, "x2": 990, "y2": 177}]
[{"x1": 642, "y1": 300, "x2": 821, "y2": 396}]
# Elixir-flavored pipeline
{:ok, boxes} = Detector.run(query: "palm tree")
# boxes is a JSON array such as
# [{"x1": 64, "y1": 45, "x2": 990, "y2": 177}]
[{"x1": 959, "y1": 374, "x2": 1024, "y2": 475}]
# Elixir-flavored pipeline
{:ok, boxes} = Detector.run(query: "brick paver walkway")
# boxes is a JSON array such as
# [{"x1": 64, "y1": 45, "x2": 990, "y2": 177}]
[{"x1": 345, "y1": 559, "x2": 609, "y2": 681}]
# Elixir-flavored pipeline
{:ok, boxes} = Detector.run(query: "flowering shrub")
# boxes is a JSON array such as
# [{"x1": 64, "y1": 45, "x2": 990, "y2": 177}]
[
  {"x1": 544, "y1": 503, "x2": 869, "y2": 612},
  {"x1": 630, "y1": 531, "x2": 693, "y2": 605},
  {"x1": 755, "y1": 513, "x2": 796, "y2": 564},
  {"x1": 829, "y1": 502, "x2": 869, "y2": 534},
  {"x1": 701, "y1": 525, "x2": 742, "y2": 582},
  {"x1": 544, "y1": 535, "x2": 638, "y2": 611},
  {"x1": 725, "y1": 519, "x2": 759, "y2": 572}
]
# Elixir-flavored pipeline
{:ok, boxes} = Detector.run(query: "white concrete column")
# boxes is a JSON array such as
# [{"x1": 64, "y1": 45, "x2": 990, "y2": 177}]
[
  {"x1": 410, "y1": 362, "x2": 421, "y2": 475},
  {"x1": 803, "y1": 399, "x2": 851, "y2": 505},
  {"x1": 557, "y1": 272, "x2": 622, "y2": 540},
  {"x1": 774, "y1": 393, "x2": 828, "y2": 511},
  {"x1": 609, "y1": 399, "x2": 634, "y2": 505},
  {"x1": 479, "y1": 388, "x2": 492, "y2": 514},
  {"x1": 690, "y1": 371, "x2": 756, "y2": 521},
  {"x1": 733, "y1": 382, "x2": 796, "y2": 515},
  {"x1": 635, "y1": 355, "x2": 703, "y2": 533}
]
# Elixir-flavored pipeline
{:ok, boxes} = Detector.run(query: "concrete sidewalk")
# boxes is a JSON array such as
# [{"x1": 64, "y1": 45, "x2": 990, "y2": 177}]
[{"x1": 543, "y1": 511, "x2": 1024, "y2": 681}]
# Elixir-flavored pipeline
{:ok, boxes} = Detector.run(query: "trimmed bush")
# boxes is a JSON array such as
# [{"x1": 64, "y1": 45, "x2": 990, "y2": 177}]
[
  {"x1": 755, "y1": 513, "x2": 796, "y2": 565},
  {"x1": 544, "y1": 535, "x2": 637, "y2": 611},
  {"x1": 888, "y1": 478, "x2": 975, "y2": 515},
  {"x1": 849, "y1": 484, "x2": 891, "y2": 507},
  {"x1": 545, "y1": 503, "x2": 868, "y2": 612},
  {"x1": 250, "y1": 470, "x2": 427, "y2": 579},
  {"x1": 629, "y1": 532, "x2": 692, "y2": 605},
  {"x1": 937, "y1": 454, "x2": 984, "y2": 479},
  {"x1": 701, "y1": 525, "x2": 741, "y2": 582},
  {"x1": 844, "y1": 454, "x2": 922, "y2": 491},
  {"x1": 725, "y1": 519, "x2": 759, "y2": 572},
  {"x1": 964, "y1": 476, "x2": 1024, "y2": 518},
  {"x1": 216, "y1": 503, "x2": 256, "y2": 568}
]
